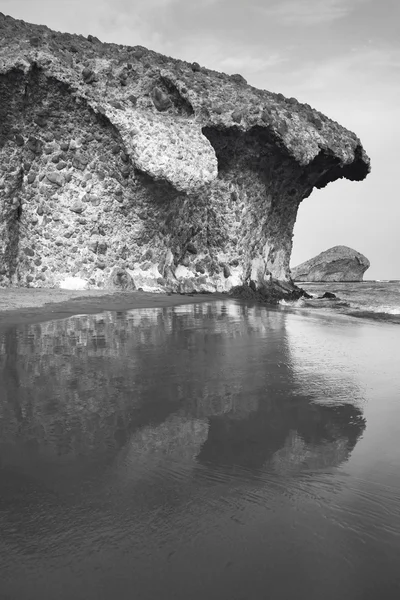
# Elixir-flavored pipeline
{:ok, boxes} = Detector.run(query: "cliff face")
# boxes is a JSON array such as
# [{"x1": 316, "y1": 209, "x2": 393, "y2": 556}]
[
  {"x1": 0, "y1": 14, "x2": 370, "y2": 293},
  {"x1": 291, "y1": 246, "x2": 370, "y2": 282}
]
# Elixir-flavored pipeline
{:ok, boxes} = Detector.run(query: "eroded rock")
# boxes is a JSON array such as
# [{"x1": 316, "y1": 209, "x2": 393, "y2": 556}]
[
  {"x1": 0, "y1": 14, "x2": 370, "y2": 293},
  {"x1": 152, "y1": 87, "x2": 172, "y2": 112},
  {"x1": 107, "y1": 267, "x2": 136, "y2": 290},
  {"x1": 291, "y1": 246, "x2": 370, "y2": 282}
]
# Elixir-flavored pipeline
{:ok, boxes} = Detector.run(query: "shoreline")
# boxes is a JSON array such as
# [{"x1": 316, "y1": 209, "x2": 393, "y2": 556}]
[
  {"x1": 1, "y1": 284, "x2": 398, "y2": 331},
  {"x1": 0, "y1": 288, "x2": 227, "y2": 330}
]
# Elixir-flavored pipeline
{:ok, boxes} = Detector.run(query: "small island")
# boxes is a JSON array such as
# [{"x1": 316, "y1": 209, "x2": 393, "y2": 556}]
[{"x1": 291, "y1": 245, "x2": 370, "y2": 282}]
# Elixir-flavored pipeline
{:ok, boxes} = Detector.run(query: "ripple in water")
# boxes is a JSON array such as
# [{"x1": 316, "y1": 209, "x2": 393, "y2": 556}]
[{"x1": 0, "y1": 301, "x2": 400, "y2": 600}]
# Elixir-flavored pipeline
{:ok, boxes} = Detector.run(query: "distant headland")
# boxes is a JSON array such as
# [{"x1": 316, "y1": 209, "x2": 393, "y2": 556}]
[{"x1": 291, "y1": 246, "x2": 370, "y2": 282}]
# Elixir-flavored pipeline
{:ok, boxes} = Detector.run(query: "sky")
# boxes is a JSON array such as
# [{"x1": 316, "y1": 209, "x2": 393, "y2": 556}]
[{"x1": 1, "y1": 0, "x2": 399, "y2": 278}]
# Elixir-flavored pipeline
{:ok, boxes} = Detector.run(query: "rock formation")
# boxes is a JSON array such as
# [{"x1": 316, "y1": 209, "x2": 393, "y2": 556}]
[
  {"x1": 291, "y1": 246, "x2": 370, "y2": 282},
  {"x1": 0, "y1": 13, "x2": 370, "y2": 294}
]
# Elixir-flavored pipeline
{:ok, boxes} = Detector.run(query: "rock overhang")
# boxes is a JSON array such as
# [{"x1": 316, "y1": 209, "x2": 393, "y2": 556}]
[
  {"x1": 0, "y1": 12, "x2": 370, "y2": 195},
  {"x1": 0, "y1": 12, "x2": 370, "y2": 294}
]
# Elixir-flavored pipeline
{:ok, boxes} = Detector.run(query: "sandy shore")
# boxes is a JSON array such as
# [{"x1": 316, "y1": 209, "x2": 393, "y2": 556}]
[{"x1": 0, "y1": 288, "x2": 226, "y2": 329}]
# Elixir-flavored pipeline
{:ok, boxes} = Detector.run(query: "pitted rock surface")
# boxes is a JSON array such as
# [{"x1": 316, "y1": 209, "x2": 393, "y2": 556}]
[
  {"x1": 0, "y1": 12, "x2": 370, "y2": 292},
  {"x1": 291, "y1": 246, "x2": 370, "y2": 282}
]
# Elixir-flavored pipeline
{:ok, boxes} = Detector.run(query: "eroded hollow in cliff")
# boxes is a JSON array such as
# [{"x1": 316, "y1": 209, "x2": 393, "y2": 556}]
[
  {"x1": 201, "y1": 126, "x2": 314, "y2": 280},
  {"x1": 201, "y1": 125, "x2": 368, "y2": 282},
  {"x1": 0, "y1": 56, "x2": 370, "y2": 292},
  {"x1": 158, "y1": 75, "x2": 194, "y2": 117},
  {"x1": 312, "y1": 144, "x2": 370, "y2": 188}
]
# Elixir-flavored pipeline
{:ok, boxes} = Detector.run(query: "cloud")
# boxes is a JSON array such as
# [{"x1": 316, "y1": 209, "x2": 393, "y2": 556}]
[
  {"x1": 260, "y1": 0, "x2": 364, "y2": 26},
  {"x1": 252, "y1": 45, "x2": 400, "y2": 108},
  {"x1": 92, "y1": 0, "x2": 223, "y2": 53},
  {"x1": 217, "y1": 53, "x2": 287, "y2": 74},
  {"x1": 153, "y1": 29, "x2": 289, "y2": 81}
]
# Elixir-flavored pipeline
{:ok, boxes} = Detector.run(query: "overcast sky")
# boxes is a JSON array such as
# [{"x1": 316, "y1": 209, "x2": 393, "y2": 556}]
[{"x1": 2, "y1": 0, "x2": 399, "y2": 278}]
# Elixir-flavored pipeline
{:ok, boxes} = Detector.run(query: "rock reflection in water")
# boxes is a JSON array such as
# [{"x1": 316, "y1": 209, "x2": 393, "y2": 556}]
[
  {"x1": 0, "y1": 302, "x2": 365, "y2": 478},
  {"x1": 0, "y1": 301, "x2": 370, "y2": 600},
  {"x1": 196, "y1": 306, "x2": 365, "y2": 474}
]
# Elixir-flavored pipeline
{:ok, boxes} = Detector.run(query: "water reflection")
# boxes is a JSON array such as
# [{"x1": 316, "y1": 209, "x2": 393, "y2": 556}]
[
  {"x1": 0, "y1": 301, "x2": 373, "y2": 600},
  {"x1": 0, "y1": 302, "x2": 365, "y2": 477}
]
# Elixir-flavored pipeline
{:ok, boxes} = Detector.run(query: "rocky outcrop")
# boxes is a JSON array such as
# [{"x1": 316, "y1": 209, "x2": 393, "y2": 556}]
[
  {"x1": 291, "y1": 246, "x2": 370, "y2": 282},
  {"x1": 0, "y1": 13, "x2": 370, "y2": 294}
]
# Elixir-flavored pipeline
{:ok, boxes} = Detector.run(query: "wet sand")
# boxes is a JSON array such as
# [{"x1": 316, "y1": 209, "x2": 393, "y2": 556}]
[
  {"x1": 1, "y1": 299, "x2": 400, "y2": 600},
  {"x1": 0, "y1": 287, "x2": 225, "y2": 329}
]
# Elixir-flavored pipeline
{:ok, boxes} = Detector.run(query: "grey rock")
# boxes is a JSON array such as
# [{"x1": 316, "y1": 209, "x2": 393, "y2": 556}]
[
  {"x1": 82, "y1": 68, "x2": 96, "y2": 84},
  {"x1": 46, "y1": 172, "x2": 64, "y2": 186},
  {"x1": 152, "y1": 87, "x2": 172, "y2": 112},
  {"x1": 230, "y1": 73, "x2": 247, "y2": 85},
  {"x1": 72, "y1": 153, "x2": 88, "y2": 170},
  {"x1": 107, "y1": 267, "x2": 136, "y2": 290},
  {"x1": 97, "y1": 241, "x2": 108, "y2": 254},
  {"x1": 70, "y1": 201, "x2": 86, "y2": 214},
  {"x1": 223, "y1": 264, "x2": 231, "y2": 279},
  {"x1": 0, "y1": 15, "x2": 370, "y2": 294},
  {"x1": 291, "y1": 246, "x2": 370, "y2": 282}
]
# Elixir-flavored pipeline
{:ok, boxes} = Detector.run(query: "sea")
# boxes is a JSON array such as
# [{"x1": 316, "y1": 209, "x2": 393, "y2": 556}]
[
  {"x1": 1, "y1": 286, "x2": 400, "y2": 600},
  {"x1": 280, "y1": 280, "x2": 400, "y2": 324}
]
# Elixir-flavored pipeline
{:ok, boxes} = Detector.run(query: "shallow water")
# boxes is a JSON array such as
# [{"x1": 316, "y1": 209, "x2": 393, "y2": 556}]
[
  {"x1": 284, "y1": 280, "x2": 400, "y2": 324},
  {"x1": 1, "y1": 301, "x2": 400, "y2": 600}
]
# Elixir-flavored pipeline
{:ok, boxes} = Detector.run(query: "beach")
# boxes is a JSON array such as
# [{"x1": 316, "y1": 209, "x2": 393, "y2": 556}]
[
  {"x1": 1, "y1": 2, "x2": 399, "y2": 597},
  {"x1": 1, "y1": 290, "x2": 400, "y2": 600},
  {"x1": 0, "y1": 287, "x2": 224, "y2": 329}
]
